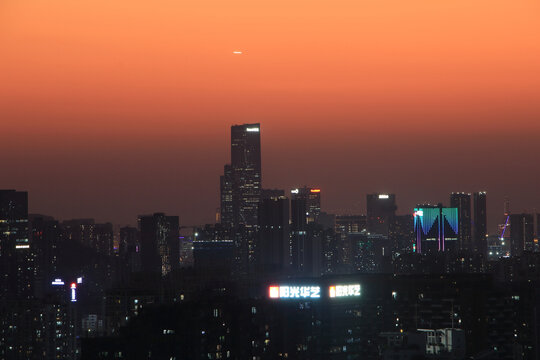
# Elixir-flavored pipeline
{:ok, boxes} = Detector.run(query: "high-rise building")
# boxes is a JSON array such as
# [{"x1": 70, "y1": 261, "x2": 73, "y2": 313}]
[
  {"x1": 290, "y1": 195, "x2": 308, "y2": 273},
  {"x1": 290, "y1": 186, "x2": 321, "y2": 223},
  {"x1": 257, "y1": 193, "x2": 290, "y2": 273},
  {"x1": 414, "y1": 205, "x2": 459, "y2": 254},
  {"x1": 218, "y1": 124, "x2": 262, "y2": 270},
  {"x1": 139, "y1": 213, "x2": 179, "y2": 276},
  {"x1": 473, "y1": 192, "x2": 487, "y2": 254},
  {"x1": 230, "y1": 123, "x2": 262, "y2": 228},
  {"x1": 366, "y1": 193, "x2": 396, "y2": 236},
  {"x1": 509, "y1": 213, "x2": 534, "y2": 257},
  {"x1": 119, "y1": 226, "x2": 140, "y2": 274},
  {"x1": 0, "y1": 190, "x2": 32, "y2": 299},
  {"x1": 289, "y1": 192, "x2": 323, "y2": 276},
  {"x1": 220, "y1": 164, "x2": 233, "y2": 227},
  {"x1": 30, "y1": 215, "x2": 60, "y2": 299},
  {"x1": 450, "y1": 192, "x2": 472, "y2": 252},
  {"x1": 389, "y1": 214, "x2": 415, "y2": 254},
  {"x1": 335, "y1": 215, "x2": 367, "y2": 234}
]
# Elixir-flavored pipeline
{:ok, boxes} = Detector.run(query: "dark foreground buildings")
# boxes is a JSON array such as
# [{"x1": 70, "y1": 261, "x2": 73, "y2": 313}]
[
  {"x1": 81, "y1": 273, "x2": 540, "y2": 360},
  {"x1": 4, "y1": 124, "x2": 540, "y2": 360}
]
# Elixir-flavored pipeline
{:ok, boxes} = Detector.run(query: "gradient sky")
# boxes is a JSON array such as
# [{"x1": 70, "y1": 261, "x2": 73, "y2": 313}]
[{"x1": 1, "y1": 0, "x2": 539, "y2": 232}]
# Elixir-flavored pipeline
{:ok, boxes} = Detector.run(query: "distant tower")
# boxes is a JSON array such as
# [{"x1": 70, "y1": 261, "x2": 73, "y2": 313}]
[
  {"x1": 230, "y1": 123, "x2": 262, "y2": 228},
  {"x1": 366, "y1": 193, "x2": 396, "y2": 236},
  {"x1": 0, "y1": 190, "x2": 31, "y2": 299},
  {"x1": 220, "y1": 164, "x2": 233, "y2": 227},
  {"x1": 139, "y1": 213, "x2": 179, "y2": 276},
  {"x1": 473, "y1": 192, "x2": 487, "y2": 254},
  {"x1": 450, "y1": 192, "x2": 472, "y2": 252},
  {"x1": 290, "y1": 186, "x2": 321, "y2": 224},
  {"x1": 414, "y1": 204, "x2": 459, "y2": 254},
  {"x1": 257, "y1": 192, "x2": 290, "y2": 273},
  {"x1": 510, "y1": 213, "x2": 534, "y2": 257}
]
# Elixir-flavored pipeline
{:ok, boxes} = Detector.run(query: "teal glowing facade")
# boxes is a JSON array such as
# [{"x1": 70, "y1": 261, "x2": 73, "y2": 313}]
[{"x1": 414, "y1": 206, "x2": 458, "y2": 253}]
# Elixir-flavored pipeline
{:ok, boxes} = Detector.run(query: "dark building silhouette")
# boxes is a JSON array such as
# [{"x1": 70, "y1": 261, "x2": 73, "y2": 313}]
[
  {"x1": 389, "y1": 214, "x2": 415, "y2": 254},
  {"x1": 510, "y1": 213, "x2": 534, "y2": 257},
  {"x1": 366, "y1": 193, "x2": 396, "y2": 236},
  {"x1": 335, "y1": 214, "x2": 366, "y2": 234},
  {"x1": 473, "y1": 191, "x2": 487, "y2": 254},
  {"x1": 219, "y1": 164, "x2": 233, "y2": 227},
  {"x1": 290, "y1": 186, "x2": 321, "y2": 224},
  {"x1": 30, "y1": 215, "x2": 60, "y2": 298},
  {"x1": 0, "y1": 190, "x2": 31, "y2": 300},
  {"x1": 219, "y1": 124, "x2": 262, "y2": 270},
  {"x1": 257, "y1": 193, "x2": 290, "y2": 273},
  {"x1": 230, "y1": 123, "x2": 262, "y2": 228},
  {"x1": 193, "y1": 224, "x2": 235, "y2": 276},
  {"x1": 290, "y1": 198, "x2": 322, "y2": 276},
  {"x1": 139, "y1": 213, "x2": 179, "y2": 276},
  {"x1": 450, "y1": 192, "x2": 472, "y2": 252},
  {"x1": 119, "y1": 226, "x2": 140, "y2": 274}
]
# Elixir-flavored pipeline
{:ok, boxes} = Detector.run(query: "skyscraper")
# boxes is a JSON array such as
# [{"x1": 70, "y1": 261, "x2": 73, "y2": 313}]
[
  {"x1": 230, "y1": 123, "x2": 262, "y2": 228},
  {"x1": 219, "y1": 124, "x2": 262, "y2": 271},
  {"x1": 0, "y1": 190, "x2": 31, "y2": 299},
  {"x1": 473, "y1": 192, "x2": 487, "y2": 254},
  {"x1": 220, "y1": 164, "x2": 233, "y2": 228},
  {"x1": 414, "y1": 204, "x2": 459, "y2": 253},
  {"x1": 450, "y1": 192, "x2": 472, "y2": 252},
  {"x1": 366, "y1": 193, "x2": 396, "y2": 236},
  {"x1": 257, "y1": 193, "x2": 290, "y2": 273},
  {"x1": 509, "y1": 213, "x2": 534, "y2": 257},
  {"x1": 139, "y1": 213, "x2": 179, "y2": 276},
  {"x1": 290, "y1": 186, "x2": 321, "y2": 223}
]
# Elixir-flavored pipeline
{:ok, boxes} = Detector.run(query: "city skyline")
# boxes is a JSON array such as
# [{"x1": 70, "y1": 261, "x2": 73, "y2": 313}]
[
  {"x1": 1, "y1": 123, "x2": 536, "y2": 235},
  {"x1": 1, "y1": 0, "x2": 540, "y2": 231},
  {"x1": 3, "y1": 1, "x2": 540, "y2": 358},
  {"x1": 4, "y1": 123, "x2": 536, "y2": 234}
]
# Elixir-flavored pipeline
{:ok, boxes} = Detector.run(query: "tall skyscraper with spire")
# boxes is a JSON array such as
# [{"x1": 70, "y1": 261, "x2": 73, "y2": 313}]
[
  {"x1": 219, "y1": 124, "x2": 262, "y2": 272},
  {"x1": 221, "y1": 123, "x2": 262, "y2": 229}
]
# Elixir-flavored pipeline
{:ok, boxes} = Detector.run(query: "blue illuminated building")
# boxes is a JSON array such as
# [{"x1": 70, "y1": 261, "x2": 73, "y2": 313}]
[{"x1": 414, "y1": 204, "x2": 459, "y2": 254}]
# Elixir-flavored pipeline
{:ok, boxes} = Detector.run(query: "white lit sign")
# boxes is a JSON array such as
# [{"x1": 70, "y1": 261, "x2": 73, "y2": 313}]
[
  {"x1": 291, "y1": 189, "x2": 299, "y2": 194},
  {"x1": 268, "y1": 285, "x2": 320, "y2": 299},
  {"x1": 70, "y1": 283, "x2": 77, "y2": 302},
  {"x1": 378, "y1": 194, "x2": 390, "y2": 199},
  {"x1": 414, "y1": 210, "x2": 424, "y2": 217},
  {"x1": 329, "y1": 284, "x2": 361, "y2": 298},
  {"x1": 15, "y1": 244, "x2": 30, "y2": 249},
  {"x1": 246, "y1": 127, "x2": 259, "y2": 132},
  {"x1": 77, "y1": 277, "x2": 83, "y2": 284},
  {"x1": 52, "y1": 279, "x2": 64, "y2": 286}
]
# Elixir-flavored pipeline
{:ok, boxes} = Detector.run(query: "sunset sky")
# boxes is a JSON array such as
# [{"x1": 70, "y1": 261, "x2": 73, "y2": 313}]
[{"x1": 1, "y1": 0, "x2": 539, "y2": 231}]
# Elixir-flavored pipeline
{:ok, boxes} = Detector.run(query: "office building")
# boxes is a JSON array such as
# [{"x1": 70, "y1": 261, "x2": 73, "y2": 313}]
[
  {"x1": 473, "y1": 192, "x2": 487, "y2": 254},
  {"x1": 257, "y1": 193, "x2": 289, "y2": 273},
  {"x1": 366, "y1": 193, "x2": 396, "y2": 236},
  {"x1": 510, "y1": 213, "x2": 534, "y2": 257},
  {"x1": 414, "y1": 205, "x2": 459, "y2": 253},
  {"x1": 289, "y1": 194, "x2": 322, "y2": 276},
  {"x1": 450, "y1": 192, "x2": 472, "y2": 252},
  {"x1": 0, "y1": 190, "x2": 32, "y2": 299},
  {"x1": 290, "y1": 186, "x2": 321, "y2": 223},
  {"x1": 335, "y1": 214, "x2": 367, "y2": 234},
  {"x1": 220, "y1": 164, "x2": 234, "y2": 228},
  {"x1": 230, "y1": 123, "x2": 262, "y2": 228},
  {"x1": 139, "y1": 213, "x2": 180, "y2": 276}
]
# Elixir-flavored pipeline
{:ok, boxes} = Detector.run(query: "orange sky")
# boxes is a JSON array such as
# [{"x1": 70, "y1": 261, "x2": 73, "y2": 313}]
[{"x1": 1, "y1": 0, "x2": 540, "y2": 229}]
